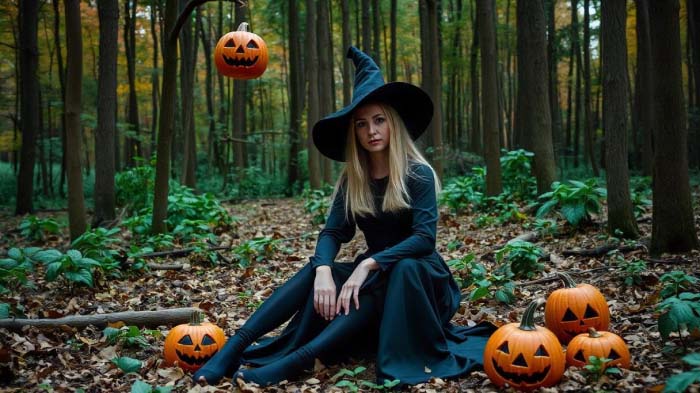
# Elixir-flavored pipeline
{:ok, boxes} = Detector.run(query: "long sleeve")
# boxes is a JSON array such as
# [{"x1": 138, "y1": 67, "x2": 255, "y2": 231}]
[
  {"x1": 370, "y1": 165, "x2": 438, "y2": 270},
  {"x1": 309, "y1": 185, "x2": 356, "y2": 269}
]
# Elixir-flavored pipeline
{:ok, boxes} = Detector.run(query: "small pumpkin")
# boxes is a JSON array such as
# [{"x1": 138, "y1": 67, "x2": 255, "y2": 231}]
[
  {"x1": 484, "y1": 298, "x2": 566, "y2": 391},
  {"x1": 163, "y1": 312, "x2": 226, "y2": 372},
  {"x1": 566, "y1": 328, "x2": 631, "y2": 369},
  {"x1": 214, "y1": 22, "x2": 268, "y2": 79},
  {"x1": 544, "y1": 273, "x2": 610, "y2": 344}
]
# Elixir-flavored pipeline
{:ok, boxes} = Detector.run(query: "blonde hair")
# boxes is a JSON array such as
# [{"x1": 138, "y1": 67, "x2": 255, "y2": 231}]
[{"x1": 332, "y1": 103, "x2": 441, "y2": 219}]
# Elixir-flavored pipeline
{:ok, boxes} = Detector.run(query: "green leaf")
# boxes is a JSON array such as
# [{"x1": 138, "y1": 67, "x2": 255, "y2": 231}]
[
  {"x1": 683, "y1": 353, "x2": 700, "y2": 367},
  {"x1": 664, "y1": 370, "x2": 700, "y2": 393},
  {"x1": 535, "y1": 199, "x2": 558, "y2": 218},
  {"x1": 112, "y1": 356, "x2": 142, "y2": 374},
  {"x1": 359, "y1": 380, "x2": 383, "y2": 389},
  {"x1": 470, "y1": 286, "x2": 490, "y2": 301},
  {"x1": 130, "y1": 380, "x2": 153, "y2": 393},
  {"x1": 561, "y1": 203, "x2": 587, "y2": 226},
  {"x1": 335, "y1": 380, "x2": 358, "y2": 388},
  {"x1": 0, "y1": 303, "x2": 9, "y2": 318},
  {"x1": 8, "y1": 248, "x2": 21, "y2": 260},
  {"x1": 332, "y1": 369, "x2": 355, "y2": 380},
  {"x1": 658, "y1": 311, "x2": 677, "y2": 339},
  {"x1": 45, "y1": 262, "x2": 63, "y2": 282},
  {"x1": 352, "y1": 366, "x2": 366, "y2": 375},
  {"x1": 34, "y1": 249, "x2": 63, "y2": 264},
  {"x1": 66, "y1": 250, "x2": 82, "y2": 260},
  {"x1": 64, "y1": 270, "x2": 94, "y2": 287},
  {"x1": 383, "y1": 379, "x2": 401, "y2": 388}
]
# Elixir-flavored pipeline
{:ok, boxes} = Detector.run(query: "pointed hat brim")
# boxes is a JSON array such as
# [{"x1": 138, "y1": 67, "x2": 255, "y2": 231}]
[{"x1": 312, "y1": 47, "x2": 434, "y2": 162}]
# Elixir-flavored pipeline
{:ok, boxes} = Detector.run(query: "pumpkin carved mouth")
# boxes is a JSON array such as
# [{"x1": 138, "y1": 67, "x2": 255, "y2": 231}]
[
  {"x1": 491, "y1": 358, "x2": 551, "y2": 385},
  {"x1": 222, "y1": 54, "x2": 259, "y2": 67},
  {"x1": 176, "y1": 349, "x2": 218, "y2": 366}
]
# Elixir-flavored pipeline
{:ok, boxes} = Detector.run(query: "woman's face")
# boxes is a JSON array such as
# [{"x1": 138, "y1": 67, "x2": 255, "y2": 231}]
[{"x1": 353, "y1": 103, "x2": 390, "y2": 155}]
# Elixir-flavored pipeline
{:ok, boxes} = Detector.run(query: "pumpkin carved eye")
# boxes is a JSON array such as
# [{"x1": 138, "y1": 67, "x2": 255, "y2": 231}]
[
  {"x1": 584, "y1": 305, "x2": 599, "y2": 319},
  {"x1": 178, "y1": 335, "x2": 193, "y2": 345},
  {"x1": 202, "y1": 334, "x2": 216, "y2": 345},
  {"x1": 498, "y1": 342, "x2": 509, "y2": 354},
  {"x1": 247, "y1": 40, "x2": 259, "y2": 49},
  {"x1": 562, "y1": 308, "x2": 578, "y2": 322},
  {"x1": 225, "y1": 39, "x2": 235, "y2": 48},
  {"x1": 535, "y1": 345, "x2": 549, "y2": 357},
  {"x1": 608, "y1": 348, "x2": 621, "y2": 360}
]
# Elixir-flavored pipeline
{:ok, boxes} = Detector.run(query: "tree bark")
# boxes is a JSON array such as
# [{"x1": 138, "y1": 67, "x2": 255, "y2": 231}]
[
  {"x1": 52, "y1": 0, "x2": 67, "y2": 198},
  {"x1": 198, "y1": 10, "x2": 216, "y2": 170},
  {"x1": 179, "y1": 0, "x2": 197, "y2": 188},
  {"x1": 150, "y1": 0, "x2": 160, "y2": 158},
  {"x1": 94, "y1": 0, "x2": 119, "y2": 227},
  {"x1": 648, "y1": 0, "x2": 699, "y2": 254},
  {"x1": 477, "y1": 0, "x2": 502, "y2": 196},
  {"x1": 634, "y1": 0, "x2": 653, "y2": 176},
  {"x1": 0, "y1": 308, "x2": 201, "y2": 330},
  {"x1": 361, "y1": 0, "x2": 371, "y2": 53},
  {"x1": 515, "y1": 0, "x2": 556, "y2": 193},
  {"x1": 582, "y1": 0, "x2": 598, "y2": 175},
  {"x1": 372, "y1": 0, "x2": 380, "y2": 66},
  {"x1": 389, "y1": 0, "x2": 397, "y2": 82},
  {"x1": 547, "y1": 0, "x2": 562, "y2": 160},
  {"x1": 469, "y1": 1, "x2": 481, "y2": 154},
  {"x1": 64, "y1": 0, "x2": 87, "y2": 240},
  {"x1": 420, "y1": 0, "x2": 444, "y2": 178},
  {"x1": 124, "y1": 0, "x2": 142, "y2": 168},
  {"x1": 687, "y1": 0, "x2": 700, "y2": 169},
  {"x1": 16, "y1": 0, "x2": 40, "y2": 215},
  {"x1": 232, "y1": 6, "x2": 248, "y2": 174},
  {"x1": 306, "y1": 0, "x2": 321, "y2": 189},
  {"x1": 601, "y1": 0, "x2": 639, "y2": 238},
  {"x1": 286, "y1": 0, "x2": 302, "y2": 195},
  {"x1": 318, "y1": 0, "x2": 334, "y2": 185}
]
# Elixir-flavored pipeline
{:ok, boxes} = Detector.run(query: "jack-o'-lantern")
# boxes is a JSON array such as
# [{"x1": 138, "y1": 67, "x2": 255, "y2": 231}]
[
  {"x1": 484, "y1": 298, "x2": 566, "y2": 391},
  {"x1": 544, "y1": 273, "x2": 610, "y2": 344},
  {"x1": 214, "y1": 22, "x2": 268, "y2": 79},
  {"x1": 163, "y1": 312, "x2": 227, "y2": 372},
  {"x1": 566, "y1": 328, "x2": 631, "y2": 369}
]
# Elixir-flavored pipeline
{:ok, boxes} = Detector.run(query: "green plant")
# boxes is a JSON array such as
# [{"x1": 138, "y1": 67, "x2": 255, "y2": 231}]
[
  {"x1": 233, "y1": 237, "x2": 278, "y2": 267},
  {"x1": 116, "y1": 160, "x2": 155, "y2": 213},
  {"x1": 18, "y1": 216, "x2": 61, "y2": 241},
  {"x1": 448, "y1": 254, "x2": 516, "y2": 304},
  {"x1": 630, "y1": 189, "x2": 652, "y2": 218},
  {"x1": 70, "y1": 227, "x2": 122, "y2": 277},
  {"x1": 439, "y1": 167, "x2": 486, "y2": 213},
  {"x1": 302, "y1": 185, "x2": 333, "y2": 225},
  {"x1": 33, "y1": 249, "x2": 101, "y2": 288},
  {"x1": 332, "y1": 366, "x2": 400, "y2": 392},
  {"x1": 616, "y1": 256, "x2": 647, "y2": 287},
  {"x1": 660, "y1": 271, "x2": 699, "y2": 299},
  {"x1": 103, "y1": 325, "x2": 160, "y2": 348},
  {"x1": 130, "y1": 380, "x2": 173, "y2": 393},
  {"x1": 657, "y1": 292, "x2": 700, "y2": 342},
  {"x1": 0, "y1": 247, "x2": 38, "y2": 293},
  {"x1": 536, "y1": 179, "x2": 607, "y2": 227},
  {"x1": 581, "y1": 355, "x2": 622, "y2": 383},
  {"x1": 664, "y1": 353, "x2": 700, "y2": 393},
  {"x1": 171, "y1": 219, "x2": 214, "y2": 243},
  {"x1": 532, "y1": 218, "x2": 558, "y2": 238},
  {"x1": 111, "y1": 356, "x2": 142, "y2": 374},
  {"x1": 500, "y1": 149, "x2": 537, "y2": 200},
  {"x1": 495, "y1": 240, "x2": 544, "y2": 279}
]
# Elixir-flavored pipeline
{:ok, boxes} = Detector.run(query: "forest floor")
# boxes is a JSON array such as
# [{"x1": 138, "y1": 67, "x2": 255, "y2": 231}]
[{"x1": 0, "y1": 190, "x2": 699, "y2": 392}]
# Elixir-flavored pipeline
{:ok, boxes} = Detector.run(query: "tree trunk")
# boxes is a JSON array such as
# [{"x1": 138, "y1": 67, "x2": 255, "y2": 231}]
[
  {"x1": 64, "y1": 0, "x2": 87, "y2": 240},
  {"x1": 547, "y1": 0, "x2": 562, "y2": 160},
  {"x1": 419, "y1": 0, "x2": 443, "y2": 178},
  {"x1": 150, "y1": 0, "x2": 160, "y2": 158},
  {"x1": 94, "y1": 0, "x2": 119, "y2": 227},
  {"x1": 361, "y1": 0, "x2": 371, "y2": 53},
  {"x1": 286, "y1": 0, "x2": 302, "y2": 195},
  {"x1": 16, "y1": 0, "x2": 40, "y2": 215},
  {"x1": 470, "y1": 0, "x2": 481, "y2": 154},
  {"x1": 198, "y1": 10, "x2": 216, "y2": 170},
  {"x1": 124, "y1": 0, "x2": 142, "y2": 168},
  {"x1": 232, "y1": 6, "x2": 248, "y2": 174},
  {"x1": 372, "y1": 0, "x2": 381, "y2": 66},
  {"x1": 687, "y1": 0, "x2": 700, "y2": 169},
  {"x1": 306, "y1": 0, "x2": 322, "y2": 189},
  {"x1": 477, "y1": 0, "x2": 502, "y2": 196},
  {"x1": 179, "y1": 0, "x2": 197, "y2": 188},
  {"x1": 52, "y1": 0, "x2": 67, "y2": 198},
  {"x1": 648, "y1": 0, "x2": 699, "y2": 254},
  {"x1": 565, "y1": 0, "x2": 577, "y2": 164},
  {"x1": 515, "y1": 0, "x2": 556, "y2": 194},
  {"x1": 582, "y1": 0, "x2": 598, "y2": 175},
  {"x1": 601, "y1": 0, "x2": 639, "y2": 239},
  {"x1": 318, "y1": 0, "x2": 334, "y2": 185},
  {"x1": 389, "y1": 0, "x2": 397, "y2": 82}
]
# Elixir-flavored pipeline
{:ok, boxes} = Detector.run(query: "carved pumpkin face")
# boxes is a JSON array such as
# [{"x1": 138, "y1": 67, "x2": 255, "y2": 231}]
[
  {"x1": 544, "y1": 276, "x2": 610, "y2": 344},
  {"x1": 163, "y1": 315, "x2": 226, "y2": 372},
  {"x1": 484, "y1": 299, "x2": 565, "y2": 391},
  {"x1": 214, "y1": 22, "x2": 268, "y2": 79},
  {"x1": 566, "y1": 328, "x2": 631, "y2": 369}
]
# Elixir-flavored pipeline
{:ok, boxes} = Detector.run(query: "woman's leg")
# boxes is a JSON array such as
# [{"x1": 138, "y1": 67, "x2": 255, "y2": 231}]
[
  {"x1": 194, "y1": 263, "x2": 317, "y2": 384},
  {"x1": 234, "y1": 291, "x2": 380, "y2": 387}
]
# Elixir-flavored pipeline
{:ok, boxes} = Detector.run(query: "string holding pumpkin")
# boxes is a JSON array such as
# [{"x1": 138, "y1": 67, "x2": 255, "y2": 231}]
[
  {"x1": 163, "y1": 311, "x2": 227, "y2": 372},
  {"x1": 544, "y1": 272, "x2": 611, "y2": 344},
  {"x1": 483, "y1": 298, "x2": 566, "y2": 391},
  {"x1": 566, "y1": 327, "x2": 631, "y2": 369},
  {"x1": 214, "y1": 22, "x2": 269, "y2": 79}
]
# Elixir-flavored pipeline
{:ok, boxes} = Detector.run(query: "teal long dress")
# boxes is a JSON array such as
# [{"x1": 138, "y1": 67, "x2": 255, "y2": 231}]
[{"x1": 240, "y1": 163, "x2": 495, "y2": 385}]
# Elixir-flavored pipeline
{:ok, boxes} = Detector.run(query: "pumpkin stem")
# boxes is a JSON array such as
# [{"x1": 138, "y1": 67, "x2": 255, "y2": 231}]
[
  {"x1": 519, "y1": 298, "x2": 546, "y2": 331},
  {"x1": 557, "y1": 272, "x2": 578, "y2": 288},
  {"x1": 588, "y1": 327, "x2": 602, "y2": 338},
  {"x1": 190, "y1": 311, "x2": 203, "y2": 326},
  {"x1": 237, "y1": 22, "x2": 249, "y2": 32}
]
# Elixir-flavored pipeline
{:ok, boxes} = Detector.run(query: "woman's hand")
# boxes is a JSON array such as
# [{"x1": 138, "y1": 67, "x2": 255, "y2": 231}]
[
  {"x1": 336, "y1": 258, "x2": 379, "y2": 315},
  {"x1": 314, "y1": 266, "x2": 336, "y2": 321}
]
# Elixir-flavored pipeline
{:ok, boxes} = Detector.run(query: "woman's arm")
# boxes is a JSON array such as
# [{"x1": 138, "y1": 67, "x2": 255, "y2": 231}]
[{"x1": 309, "y1": 185, "x2": 356, "y2": 269}]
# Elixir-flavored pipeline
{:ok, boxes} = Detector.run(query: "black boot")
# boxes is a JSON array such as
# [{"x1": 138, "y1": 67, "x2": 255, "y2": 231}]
[{"x1": 192, "y1": 329, "x2": 254, "y2": 385}]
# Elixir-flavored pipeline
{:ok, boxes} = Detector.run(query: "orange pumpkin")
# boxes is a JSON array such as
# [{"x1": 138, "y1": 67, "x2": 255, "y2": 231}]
[
  {"x1": 544, "y1": 273, "x2": 610, "y2": 344},
  {"x1": 484, "y1": 298, "x2": 566, "y2": 391},
  {"x1": 566, "y1": 328, "x2": 631, "y2": 369},
  {"x1": 163, "y1": 312, "x2": 226, "y2": 372},
  {"x1": 214, "y1": 22, "x2": 268, "y2": 79}
]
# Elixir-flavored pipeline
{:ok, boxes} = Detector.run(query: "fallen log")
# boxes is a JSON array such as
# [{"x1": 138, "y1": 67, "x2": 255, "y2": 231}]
[
  {"x1": 562, "y1": 243, "x2": 643, "y2": 257},
  {"x1": 134, "y1": 246, "x2": 231, "y2": 259},
  {"x1": 147, "y1": 262, "x2": 185, "y2": 270},
  {"x1": 0, "y1": 307, "x2": 200, "y2": 330}
]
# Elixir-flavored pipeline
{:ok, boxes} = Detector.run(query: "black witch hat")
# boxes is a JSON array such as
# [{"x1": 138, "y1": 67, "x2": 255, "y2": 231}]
[{"x1": 312, "y1": 46, "x2": 433, "y2": 162}]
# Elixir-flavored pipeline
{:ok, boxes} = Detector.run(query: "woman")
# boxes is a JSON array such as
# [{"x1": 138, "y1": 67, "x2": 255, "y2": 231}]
[{"x1": 193, "y1": 46, "x2": 494, "y2": 387}]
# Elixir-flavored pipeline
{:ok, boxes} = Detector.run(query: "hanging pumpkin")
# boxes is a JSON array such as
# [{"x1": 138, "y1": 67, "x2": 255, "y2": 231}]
[
  {"x1": 566, "y1": 328, "x2": 631, "y2": 369},
  {"x1": 544, "y1": 273, "x2": 610, "y2": 344},
  {"x1": 484, "y1": 298, "x2": 566, "y2": 391},
  {"x1": 214, "y1": 22, "x2": 269, "y2": 79},
  {"x1": 163, "y1": 312, "x2": 227, "y2": 372}
]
